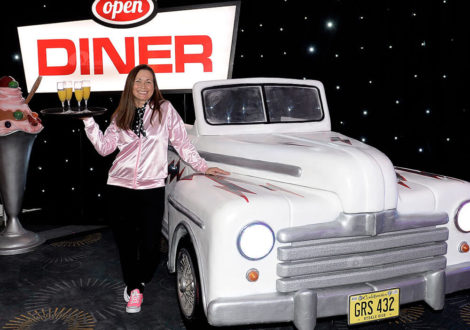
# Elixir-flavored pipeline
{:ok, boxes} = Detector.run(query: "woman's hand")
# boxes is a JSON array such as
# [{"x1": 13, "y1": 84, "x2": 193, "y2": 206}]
[{"x1": 205, "y1": 167, "x2": 230, "y2": 176}]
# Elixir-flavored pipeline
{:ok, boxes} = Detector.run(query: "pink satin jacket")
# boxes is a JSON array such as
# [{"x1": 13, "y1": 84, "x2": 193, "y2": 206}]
[{"x1": 83, "y1": 101, "x2": 208, "y2": 189}]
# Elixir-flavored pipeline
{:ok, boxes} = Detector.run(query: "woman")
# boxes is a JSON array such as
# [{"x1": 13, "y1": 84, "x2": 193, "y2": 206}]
[{"x1": 82, "y1": 64, "x2": 228, "y2": 313}]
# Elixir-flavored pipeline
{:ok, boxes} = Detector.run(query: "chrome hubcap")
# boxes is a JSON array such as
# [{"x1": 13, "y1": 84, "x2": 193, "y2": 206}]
[{"x1": 177, "y1": 250, "x2": 195, "y2": 317}]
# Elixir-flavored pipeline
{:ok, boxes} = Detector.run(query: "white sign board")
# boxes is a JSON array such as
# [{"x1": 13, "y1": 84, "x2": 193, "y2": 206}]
[{"x1": 17, "y1": 3, "x2": 239, "y2": 92}]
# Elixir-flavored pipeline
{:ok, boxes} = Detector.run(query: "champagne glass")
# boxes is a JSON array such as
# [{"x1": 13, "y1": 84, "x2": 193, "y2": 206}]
[
  {"x1": 82, "y1": 80, "x2": 91, "y2": 110},
  {"x1": 57, "y1": 81, "x2": 66, "y2": 111},
  {"x1": 65, "y1": 81, "x2": 73, "y2": 111},
  {"x1": 74, "y1": 81, "x2": 83, "y2": 111}
]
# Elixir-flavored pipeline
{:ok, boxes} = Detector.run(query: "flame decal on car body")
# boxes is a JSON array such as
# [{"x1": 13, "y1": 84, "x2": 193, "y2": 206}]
[{"x1": 181, "y1": 173, "x2": 304, "y2": 202}]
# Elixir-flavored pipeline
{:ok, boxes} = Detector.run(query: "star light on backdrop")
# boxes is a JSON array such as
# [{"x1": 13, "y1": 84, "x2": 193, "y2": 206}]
[{"x1": 0, "y1": 0, "x2": 469, "y2": 224}]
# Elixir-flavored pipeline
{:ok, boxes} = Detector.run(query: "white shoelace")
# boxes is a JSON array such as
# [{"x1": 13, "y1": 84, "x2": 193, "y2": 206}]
[{"x1": 130, "y1": 294, "x2": 141, "y2": 303}]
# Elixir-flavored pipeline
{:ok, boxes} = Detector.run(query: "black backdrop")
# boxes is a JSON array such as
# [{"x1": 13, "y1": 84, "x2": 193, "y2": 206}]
[{"x1": 1, "y1": 0, "x2": 469, "y2": 224}]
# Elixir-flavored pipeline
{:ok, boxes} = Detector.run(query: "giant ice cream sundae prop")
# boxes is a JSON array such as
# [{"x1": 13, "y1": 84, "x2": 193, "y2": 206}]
[{"x1": 0, "y1": 75, "x2": 44, "y2": 255}]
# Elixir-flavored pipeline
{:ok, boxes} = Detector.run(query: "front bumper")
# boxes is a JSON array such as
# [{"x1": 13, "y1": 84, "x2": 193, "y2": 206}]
[
  {"x1": 208, "y1": 265, "x2": 470, "y2": 330},
  {"x1": 445, "y1": 261, "x2": 470, "y2": 294}
]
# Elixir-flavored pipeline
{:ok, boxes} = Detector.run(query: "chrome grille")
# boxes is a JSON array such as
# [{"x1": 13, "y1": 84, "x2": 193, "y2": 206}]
[{"x1": 276, "y1": 227, "x2": 448, "y2": 293}]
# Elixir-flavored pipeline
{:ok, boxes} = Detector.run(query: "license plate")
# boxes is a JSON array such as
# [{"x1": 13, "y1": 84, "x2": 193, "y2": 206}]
[{"x1": 348, "y1": 288, "x2": 400, "y2": 325}]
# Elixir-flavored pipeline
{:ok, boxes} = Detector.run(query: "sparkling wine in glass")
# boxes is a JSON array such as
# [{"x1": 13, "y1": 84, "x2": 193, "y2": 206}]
[
  {"x1": 65, "y1": 81, "x2": 73, "y2": 110},
  {"x1": 82, "y1": 80, "x2": 91, "y2": 110},
  {"x1": 57, "y1": 81, "x2": 66, "y2": 111},
  {"x1": 74, "y1": 81, "x2": 83, "y2": 110}
]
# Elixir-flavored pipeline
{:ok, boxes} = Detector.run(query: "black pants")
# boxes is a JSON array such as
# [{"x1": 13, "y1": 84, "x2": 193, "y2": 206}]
[{"x1": 107, "y1": 185, "x2": 165, "y2": 293}]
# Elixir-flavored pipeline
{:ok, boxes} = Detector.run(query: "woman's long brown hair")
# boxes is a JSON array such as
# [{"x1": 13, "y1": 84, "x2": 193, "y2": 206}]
[{"x1": 112, "y1": 64, "x2": 165, "y2": 130}]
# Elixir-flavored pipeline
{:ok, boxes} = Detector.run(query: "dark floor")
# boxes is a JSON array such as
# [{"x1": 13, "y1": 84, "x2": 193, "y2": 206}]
[{"x1": 2, "y1": 215, "x2": 470, "y2": 329}]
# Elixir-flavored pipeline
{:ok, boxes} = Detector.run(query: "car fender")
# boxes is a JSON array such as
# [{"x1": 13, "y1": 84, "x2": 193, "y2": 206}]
[
  {"x1": 396, "y1": 167, "x2": 470, "y2": 266},
  {"x1": 166, "y1": 172, "x2": 346, "y2": 303}
]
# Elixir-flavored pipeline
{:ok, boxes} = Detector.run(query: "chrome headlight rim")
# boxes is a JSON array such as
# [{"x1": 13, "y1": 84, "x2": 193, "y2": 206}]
[
  {"x1": 237, "y1": 221, "x2": 275, "y2": 261},
  {"x1": 455, "y1": 200, "x2": 470, "y2": 233}
]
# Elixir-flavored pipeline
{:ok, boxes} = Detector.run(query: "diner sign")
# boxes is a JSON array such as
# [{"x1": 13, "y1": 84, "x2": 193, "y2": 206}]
[{"x1": 17, "y1": 2, "x2": 239, "y2": 92}]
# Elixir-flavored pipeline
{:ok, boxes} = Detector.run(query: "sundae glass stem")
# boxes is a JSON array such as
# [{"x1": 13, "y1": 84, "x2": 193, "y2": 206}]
[
  {"x1": 0, "y1": 132, "x2": 45, "y2": 254},
  {"x1": 2, "y1": 216, "x2": 27, "y2": 236}
]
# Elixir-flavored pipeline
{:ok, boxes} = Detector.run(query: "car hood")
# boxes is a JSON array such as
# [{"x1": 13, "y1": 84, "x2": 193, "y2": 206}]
[{"x1": 195, "y1": 131, "x2": 398, "y2": 213}]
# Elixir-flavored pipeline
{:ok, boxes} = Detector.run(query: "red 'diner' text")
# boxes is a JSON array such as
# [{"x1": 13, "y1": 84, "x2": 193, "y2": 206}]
[{"x1": 37, "y1": 35, "x2": 213, "y2": 76}]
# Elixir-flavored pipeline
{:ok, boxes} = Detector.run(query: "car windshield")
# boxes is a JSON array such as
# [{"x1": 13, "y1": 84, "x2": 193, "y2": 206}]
[{"x1": 202, "y1": 84, "x2": 323, "y2": 125}]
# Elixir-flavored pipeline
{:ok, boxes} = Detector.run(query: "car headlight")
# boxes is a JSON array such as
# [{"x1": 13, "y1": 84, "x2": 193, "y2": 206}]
[
  {"x1": 455, "y1": 201, "x2": 470, "y2": 232},
  {"x1": 237, "y1": 222, "x2": 275, "y2": 260}
]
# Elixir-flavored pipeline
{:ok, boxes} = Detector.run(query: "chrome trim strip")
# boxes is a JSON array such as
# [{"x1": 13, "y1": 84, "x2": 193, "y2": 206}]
[
  {"x1": 168, "y1": 195, "x2": 205, "y2": 229},
  {"x1": 277, "y1": 209, "x2": 449, "y2": 243},
  {"x1": 199, "y1": 151, "x2": 302, "y2": 177}
]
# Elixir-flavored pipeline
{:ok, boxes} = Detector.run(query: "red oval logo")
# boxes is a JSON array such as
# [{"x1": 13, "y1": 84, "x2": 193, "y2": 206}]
[{"x1": 92, "y1": 0, "x2": 156, "y2": 27}]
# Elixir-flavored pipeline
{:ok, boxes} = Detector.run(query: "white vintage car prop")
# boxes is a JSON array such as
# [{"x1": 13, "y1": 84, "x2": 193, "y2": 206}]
[{"x1": 162, "y1": 77, "x2": 470, "y2": 329}]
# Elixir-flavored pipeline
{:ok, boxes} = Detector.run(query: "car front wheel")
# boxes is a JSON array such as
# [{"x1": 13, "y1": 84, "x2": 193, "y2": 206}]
[{"x1": 176, "y1": 238, "x2": 206, "y2": 328}]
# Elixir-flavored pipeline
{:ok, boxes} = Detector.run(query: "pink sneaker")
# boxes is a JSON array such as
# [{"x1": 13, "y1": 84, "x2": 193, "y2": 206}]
[
  {"x1": 126, "y1": 289, "x2": 143, "y2": 313},
  {"x1": 124, "y1": 284, "x2": 145, "y2": 302}
]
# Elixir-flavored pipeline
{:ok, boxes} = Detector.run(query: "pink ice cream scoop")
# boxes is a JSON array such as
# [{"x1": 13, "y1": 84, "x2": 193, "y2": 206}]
[{"x1": 0, "y1": 77, "x2": 43, "y2": 136}]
